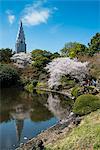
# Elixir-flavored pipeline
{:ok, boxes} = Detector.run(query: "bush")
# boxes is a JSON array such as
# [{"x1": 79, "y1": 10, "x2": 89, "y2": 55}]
[
  {"x1": 73, "y1": 94, "x2": 100, "y2": 115},
  {"x1": 36, "y1": 82, "x2": 47, "y2": 88},
  {"x1": 25, "y1": 83, "x2": 33, "y2": 92},
  {"x1": 0, "y1": 64, "x2": 19, "y2": 87},
  {"x1": 86, "y1": 86, "x2": 99, "y2": 94},
  {"x1": 71, "y1": 86, "x2": 81, "y2": 98},
  {"x1": 32, "y1": 80, "x2": 38, "y2": 87},
  {"x1": 71, "y1": 86, "x2": 99, "y2": 98},
  {"x1": 25, "y1": 80, "x2": 38, "y2": 92}
]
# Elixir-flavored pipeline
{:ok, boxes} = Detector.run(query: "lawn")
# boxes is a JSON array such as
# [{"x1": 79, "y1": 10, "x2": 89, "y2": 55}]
[{"x1": 46, "y1": 109, "x2": 100, "y2": 150}]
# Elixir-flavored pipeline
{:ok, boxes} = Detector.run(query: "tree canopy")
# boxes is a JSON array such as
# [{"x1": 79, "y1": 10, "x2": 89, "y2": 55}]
[
  {"x1": 45, "y1": 57, "x2": 88, "y2": 89},
  {"x1": 31, "y1": 49, "x2": 52, "y2": 60},
  {"x1": 60, "y1": 42, "x2": 88, "y2": 58},
  {"x1": 31, "y1": 49, "x2": 60, "y2": 70},
  {"x1": 88, "y1": 33, "x2": 100, "y2": 56},
  {"x1": 0, "y1": 48, "x2": 12, "y2": 63},
  {"x1": 31, "y1": 49, "x2": 52, "y2": 69},
  {"x1": 60, "y1": 33, "x2": 100, "y2": 58},
  {"x1": 0, "y1": 64, "x2": 19, "y2": 87}
]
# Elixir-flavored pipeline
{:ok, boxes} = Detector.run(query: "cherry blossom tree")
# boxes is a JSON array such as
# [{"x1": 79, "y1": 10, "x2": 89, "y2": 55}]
[{"x1": 45, "y1": 57, "x2": 89, "y2": 88}]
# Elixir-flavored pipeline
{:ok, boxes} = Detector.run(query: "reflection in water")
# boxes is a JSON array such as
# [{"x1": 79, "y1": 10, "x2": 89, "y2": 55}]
[
  {"x1": 46, "y1": 93, "x2": 72, "y2": 121},
  {"x1": 10, "y1": 104, "x2": 32, "y2": 143},
  {"x1": 15, "y1": 119, "x2": 24, "y2": 143},
  {"x1": 0, "y1": 88, "x2": 72, "y2": 150}
]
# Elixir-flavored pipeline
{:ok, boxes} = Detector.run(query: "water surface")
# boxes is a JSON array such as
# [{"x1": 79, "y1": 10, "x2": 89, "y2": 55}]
[{"x1": 0, "y1": 88, "x2": 73, "y2": 150}]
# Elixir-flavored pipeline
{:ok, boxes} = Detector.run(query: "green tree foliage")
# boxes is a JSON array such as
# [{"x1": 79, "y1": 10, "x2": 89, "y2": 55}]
[
  {"x1": 32, "y1": 49, "x2": 60, "y2": 70},
  {"x1": 0, "y1": 64, "x2": 19, "y2": 87},
  {"x1": 0, "y1": 48, "x2": 12, "y2": 63},
  {"x1": 50, "y1": 52, "x2": 60, "y2": 59},
  {"x1": 88, "y1": 33, "x2": 100, "y2": 56},
  {"x1": 32, "y1": 49, "x2": 52, "y2": 70},
  {"x1": 31, "y1": 49, "x2": 52, "y2": 80},
  {"x1": 33, "y1": 55, "x2": 50, "y2": 69},
  {"x1": 31, "y1": 49, "x2": 60, "y2": 82},
  {"x1": 32, "y1": 49, "x2": 52, "y2": 59},
  {"x1": 60, "y1": 42, "x2": 88, "y2": 58}
]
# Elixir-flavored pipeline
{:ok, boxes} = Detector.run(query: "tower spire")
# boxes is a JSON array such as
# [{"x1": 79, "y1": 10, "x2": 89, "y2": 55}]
[
  {"x1": 20, "y1": 20, "x2": 22, "y2": 27},
  {"x1": 15, "y1": 21, "x2": 26, "y2": 53}
]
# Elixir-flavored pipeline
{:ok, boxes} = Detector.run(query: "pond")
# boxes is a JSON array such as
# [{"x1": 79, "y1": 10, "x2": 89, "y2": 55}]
[{"x1": 0, "y1": 88, "x2": 73, "y2": 150}]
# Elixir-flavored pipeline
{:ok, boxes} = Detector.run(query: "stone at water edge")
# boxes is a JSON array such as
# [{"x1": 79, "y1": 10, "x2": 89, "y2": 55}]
[{"x1": 24, "y1": 136, "x2": 28, "y2": 140}]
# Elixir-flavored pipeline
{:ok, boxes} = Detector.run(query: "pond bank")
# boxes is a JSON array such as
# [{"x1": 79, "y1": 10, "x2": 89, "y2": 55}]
[
  {"x1": 46, "y1": 110, "x2": 100, "y2": 150},
  {"x1": 16, "y1": 113, "x2": 82, "y2": 150},
  {"x1": 34, "y1": 87, "x2": 73, "y2": 99}
]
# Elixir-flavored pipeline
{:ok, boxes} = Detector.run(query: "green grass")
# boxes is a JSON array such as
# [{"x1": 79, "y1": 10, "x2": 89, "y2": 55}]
[{"x1": 46, "y1": 109, "x2": 100, "y2": 150}]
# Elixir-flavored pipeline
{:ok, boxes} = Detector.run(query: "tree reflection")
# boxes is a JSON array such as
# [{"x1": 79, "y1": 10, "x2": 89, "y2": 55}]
[
  {"x1": 0, "y1": 88, "x2": 73, "y2": 145},
  {"x1": 46, "y1": 93, "x2": 72, "y2": 121}
]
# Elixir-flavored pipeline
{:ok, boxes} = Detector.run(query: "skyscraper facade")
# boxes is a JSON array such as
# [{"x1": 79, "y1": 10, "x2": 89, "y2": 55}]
[{"x1": 15, "y1": 21, "x2": 26, "y2": 53}]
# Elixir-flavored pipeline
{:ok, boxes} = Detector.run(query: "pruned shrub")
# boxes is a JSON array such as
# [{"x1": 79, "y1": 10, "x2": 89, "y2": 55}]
[{"x1": 73, "y1": 94, "x2": 100, "y2": 115}]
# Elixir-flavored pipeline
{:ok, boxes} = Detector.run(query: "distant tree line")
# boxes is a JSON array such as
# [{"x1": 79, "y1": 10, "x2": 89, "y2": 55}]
[{"x1": 60, "y1": 33, "x2": 100, "y2": 58}]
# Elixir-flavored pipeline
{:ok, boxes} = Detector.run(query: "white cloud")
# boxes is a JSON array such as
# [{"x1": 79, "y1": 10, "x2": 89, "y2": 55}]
[
  {"x1": 6, "y1": 10, "x2": 15, "y2": 24},
  {"x1": 8, "y1": 15, "x2": 15, "y2": 24},
  {"x1": 22, "y1": 9, "x2": 50, "y2": 26},
  {"x1": 21, "y1": 0, "x2": 52, "y2": 26}
]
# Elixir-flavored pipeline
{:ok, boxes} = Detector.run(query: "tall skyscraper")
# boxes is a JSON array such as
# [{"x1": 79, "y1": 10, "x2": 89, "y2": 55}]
[{"x1": 15, "y1": 21, "x2": 26, "y2": 53}]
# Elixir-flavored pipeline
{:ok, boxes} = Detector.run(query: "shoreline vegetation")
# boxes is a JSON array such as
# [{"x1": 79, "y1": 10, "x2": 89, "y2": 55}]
[
  {"x1": 34, "y1": 87, "x2": 72, "y2": 99},
  {"x1": 16, "y1": 109, "x2": 100, "y2": 150},
  {"x1": 0, "y1": 33, "x2": 100, "y2": 150}
]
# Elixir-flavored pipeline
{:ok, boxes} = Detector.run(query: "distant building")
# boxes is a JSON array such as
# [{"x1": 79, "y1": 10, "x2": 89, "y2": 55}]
[
  {"x1": 11, "y1": 52, "x2": 32, "y2": 68},
  {"x1": 11, "y1": 21, "x2": 32, "y2": 68},
  {"x1": 15, "y1": 21, "x2": 26, "y2": 53}
]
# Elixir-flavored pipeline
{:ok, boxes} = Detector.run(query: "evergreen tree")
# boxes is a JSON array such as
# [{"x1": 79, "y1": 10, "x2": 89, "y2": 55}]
[{"x1": 88, "y1": 33, "x2": 100, "y2": 56}]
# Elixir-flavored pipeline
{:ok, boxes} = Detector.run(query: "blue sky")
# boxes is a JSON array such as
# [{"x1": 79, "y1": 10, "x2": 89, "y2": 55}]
[{"x1": 0, "y1": 0, "x2": 100, "y2": 52}]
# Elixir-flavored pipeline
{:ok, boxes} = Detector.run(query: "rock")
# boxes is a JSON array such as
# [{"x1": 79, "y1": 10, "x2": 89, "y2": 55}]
[
  {"x1": 36, "y1": 140, "x2": 44, "y2": 150},
  {"x1": 57, "y1": 131, "x2": 63, "y2": 134},
  {"x1": 72, "y1": 96, "x2": 75, "y2": 99},
  {"x1": 37, "y1": 140, "x2": 43, "y2": 146},
  {"x1": 24, "y1": 137, "x2": 28, "y2": 140},
  {"x1": 69, "y1": 112, "x2": 74, "y2": 117},
  {"x1": 73, "y1": 117, "x2": 81, "y2": 125}
]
